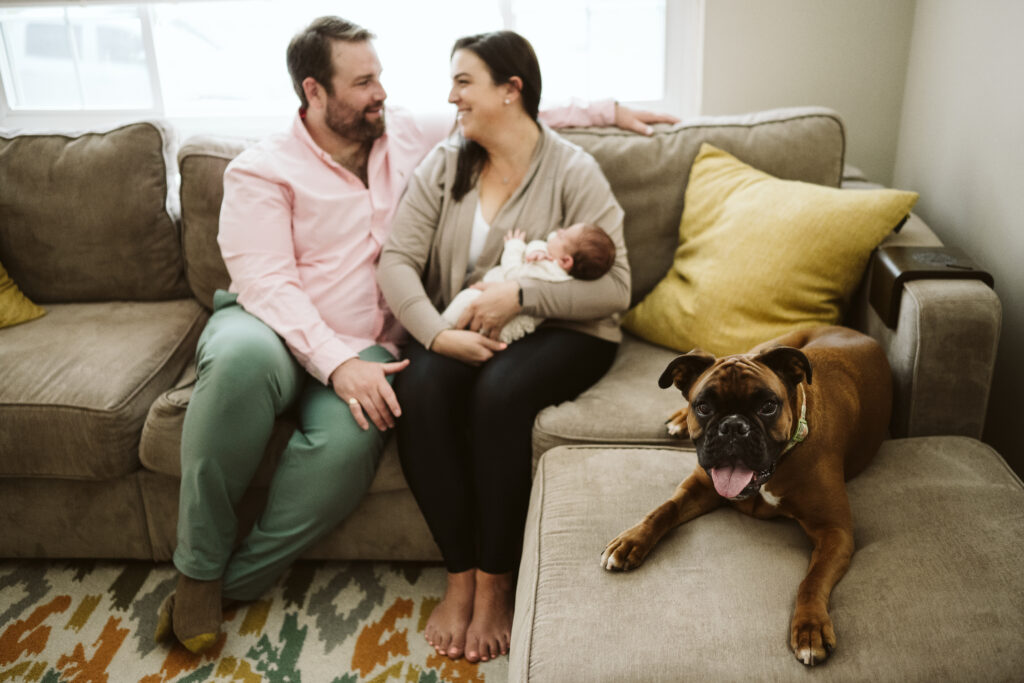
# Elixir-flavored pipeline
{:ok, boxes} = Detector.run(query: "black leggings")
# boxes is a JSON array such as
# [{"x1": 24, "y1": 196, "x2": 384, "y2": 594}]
[{"x1": 395, "y1": 327, "x2": 617, "y2": 573}]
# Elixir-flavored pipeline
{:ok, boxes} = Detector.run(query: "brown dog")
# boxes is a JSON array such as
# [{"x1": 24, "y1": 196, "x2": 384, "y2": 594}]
[{"x1": 601, "y1": 325, "x2": 892, "y2": 666}]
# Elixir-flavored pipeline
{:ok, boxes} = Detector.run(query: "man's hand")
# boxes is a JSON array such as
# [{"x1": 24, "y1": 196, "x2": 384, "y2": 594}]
[
  {"x1": 459, "y1": 280, "x2": 521, "y2": 341},
  {"x1": 431, "y1": 329, "x2": 507, "y2": 365},
  {"x1": 330, "y1": 357, "x2": 410, "y2": 431},
  {"x1": 614, "y1": 104, "x2": 681, "y2": 136}
]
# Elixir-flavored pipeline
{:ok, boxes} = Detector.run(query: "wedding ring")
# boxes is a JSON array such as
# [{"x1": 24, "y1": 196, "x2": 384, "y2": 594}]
[{"x1": 348, "y1": 397, "x2": 359, "y2": 407}]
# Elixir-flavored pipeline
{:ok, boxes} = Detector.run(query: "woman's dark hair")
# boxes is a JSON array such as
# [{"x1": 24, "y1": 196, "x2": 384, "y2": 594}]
[
  {"x1": 287, "y1": 17, "x2": 374, "y2": 110},
  {"x1": 450, "y1": 31, "x2": 542, "y2": 201}
]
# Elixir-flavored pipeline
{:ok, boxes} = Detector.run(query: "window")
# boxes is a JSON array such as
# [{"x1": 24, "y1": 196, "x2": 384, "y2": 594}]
[{"x1": 0, "y1": 0, "x2": 701, "y2": 135}]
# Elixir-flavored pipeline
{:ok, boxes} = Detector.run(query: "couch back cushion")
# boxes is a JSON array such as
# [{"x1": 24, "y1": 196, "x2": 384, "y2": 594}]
[
  {"x1": 0, "y1": 121, "x2": 188, "y2": 303},
  {"x1": 178, "y1": 107, "x2": 844, "y2": 309},
  {"x1": 178, "y1": 136, "x2": 249, "y2": 309},
  {"x1": 560, "y1": 106, "x2": 845, "y2": 302}
]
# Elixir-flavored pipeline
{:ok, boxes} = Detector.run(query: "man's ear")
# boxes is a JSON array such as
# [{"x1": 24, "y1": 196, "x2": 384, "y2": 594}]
[
  {"x1": 302, "y1": 77, "x2": 325, "y2": 109},
  {"x1": 755, "y1": 346, "x2": 812, "y2": 388},
  {"x1": 658, "y1": 350, "x2": 716, "y2": 394}
]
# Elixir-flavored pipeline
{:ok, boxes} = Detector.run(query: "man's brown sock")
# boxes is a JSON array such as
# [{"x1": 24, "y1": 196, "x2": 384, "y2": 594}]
[{"x1": 171, "y1": 574, "x2": 223, "y2": 654}]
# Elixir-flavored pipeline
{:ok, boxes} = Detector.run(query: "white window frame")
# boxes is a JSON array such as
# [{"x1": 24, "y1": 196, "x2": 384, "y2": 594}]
[{"x1": 0, "y1": 0, "x2": 703, "y2": 134}]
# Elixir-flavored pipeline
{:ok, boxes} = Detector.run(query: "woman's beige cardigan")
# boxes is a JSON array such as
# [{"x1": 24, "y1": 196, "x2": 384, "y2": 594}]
[{"x1": 378, "y1": 123, "x2": 630, "y2": 349}]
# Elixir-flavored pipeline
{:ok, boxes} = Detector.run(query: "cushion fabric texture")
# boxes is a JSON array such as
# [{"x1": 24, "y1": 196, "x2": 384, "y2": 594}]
[
  {"x1": 512, "y1": 439, "x2": 1024, "y2": 681},
  {"x1": 532, "y1": 331, "x2": 689, "y2": 464},
  {"x1": 0, "y1": 300, "x2": 206, "y2": 479},
  {"x1": 177, "y1": 137, "x2": 247, "y2": 309},
  {"x1": 623, "y1": 143, "x2": 918, "y2": 355},
  {"x1": 0, "y1": 261, "x2": 45, "y2": 328},
  {"x1": 0, "y1": 121, "x2": 188, "y2": 303},
  {"x1": 559, "y1": 107, "x2": 846, "y2": 303}
]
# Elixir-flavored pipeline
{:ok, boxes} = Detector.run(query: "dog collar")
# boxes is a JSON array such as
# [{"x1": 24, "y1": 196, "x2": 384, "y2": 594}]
[{"x1": 782, "y1": 384, "x2": 809, "y2": 454}]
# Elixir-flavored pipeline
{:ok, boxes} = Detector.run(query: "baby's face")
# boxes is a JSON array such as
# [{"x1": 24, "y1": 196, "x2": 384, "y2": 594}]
[{"x1": 547, "y1": 223, "x2": 586, "y2": 263}]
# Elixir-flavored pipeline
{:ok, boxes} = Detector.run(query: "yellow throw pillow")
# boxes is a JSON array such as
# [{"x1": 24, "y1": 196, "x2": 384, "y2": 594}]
[
  {"x1": 623, "y1": 143, "x2": 917, "y2": 355},
  {"x1": 1, "y1": 261, "x2": 46, "y2": 329}
]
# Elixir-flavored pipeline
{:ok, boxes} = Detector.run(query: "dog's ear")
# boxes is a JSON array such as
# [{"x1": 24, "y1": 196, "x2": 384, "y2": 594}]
[
  {"x1": 658, "y1": 350, "x2": 716, "y2": 394},
  {"x1": 755, "y1": 346, "x2": 813, "y2": 388}
]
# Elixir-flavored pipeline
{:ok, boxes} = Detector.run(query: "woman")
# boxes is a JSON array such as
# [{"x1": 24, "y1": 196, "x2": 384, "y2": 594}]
[{"x1": 378, "y1": 31, "x2": 631, "y2": 663}]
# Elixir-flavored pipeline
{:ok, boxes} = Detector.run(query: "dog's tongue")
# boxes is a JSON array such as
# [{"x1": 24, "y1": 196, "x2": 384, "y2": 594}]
[{"x1": 710, "y1": 466, "x2": 755, "y2": 498}]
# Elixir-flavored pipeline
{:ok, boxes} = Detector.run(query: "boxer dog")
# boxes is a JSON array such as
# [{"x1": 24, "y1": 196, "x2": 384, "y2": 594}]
[{"x1": 601, "y1": 325, "x2": 892, "y2": 666}]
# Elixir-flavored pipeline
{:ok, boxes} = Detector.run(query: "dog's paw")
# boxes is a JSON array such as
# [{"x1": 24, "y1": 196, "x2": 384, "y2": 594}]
[
  {"x1": 600, "y1": 526, "x2": 654, "y2": 571},
  {"x1": 790, "y1": 610, "x2": 836, "y2": 666},
  {"x1": 665, "y1": 408, "x2": 689, "y2": 438}
]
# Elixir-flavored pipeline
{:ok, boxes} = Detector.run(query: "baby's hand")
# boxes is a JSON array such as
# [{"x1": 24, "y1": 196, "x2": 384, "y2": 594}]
[
  {"x1": 505, "y1": 229, "x2": 526, "y2": 242},
  {"x1": 525, "y1": 251, "x2": 552, "y2": 262}
]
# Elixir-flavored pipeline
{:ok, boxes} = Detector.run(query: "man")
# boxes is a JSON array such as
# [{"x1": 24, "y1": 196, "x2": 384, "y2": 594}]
[{"x1": 156, "y1": 15, "x2": 677, "y2": 653}]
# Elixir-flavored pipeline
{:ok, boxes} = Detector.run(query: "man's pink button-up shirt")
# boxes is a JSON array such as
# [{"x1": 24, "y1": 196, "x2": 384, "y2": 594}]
[{"x1": 218, "y1": 101, "x2": 614, "y2": 385}]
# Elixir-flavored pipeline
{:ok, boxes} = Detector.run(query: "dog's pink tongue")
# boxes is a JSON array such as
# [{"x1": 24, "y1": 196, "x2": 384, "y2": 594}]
[{"x1": 710, "y1": 466, "x2": 755, "y2": 498}]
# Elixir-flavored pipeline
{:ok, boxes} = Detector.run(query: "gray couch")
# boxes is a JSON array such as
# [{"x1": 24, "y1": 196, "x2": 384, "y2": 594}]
[{"x1": 2, "y1": 106, "x2": 1018, "y2": 678}]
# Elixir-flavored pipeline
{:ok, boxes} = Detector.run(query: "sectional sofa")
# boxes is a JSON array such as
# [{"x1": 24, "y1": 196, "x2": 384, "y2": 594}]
[{"x1": 2, "y1": 107, "x2": 1020, "y2": 680}]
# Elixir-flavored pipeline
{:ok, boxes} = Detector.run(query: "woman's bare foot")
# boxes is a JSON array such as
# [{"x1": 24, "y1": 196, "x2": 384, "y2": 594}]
[
  {"x1": 464, "y1": 570, "x2": 515, "y2": 663},
  {"x1": 425, "y1": 570, "x2": 475, "y2": 659}
]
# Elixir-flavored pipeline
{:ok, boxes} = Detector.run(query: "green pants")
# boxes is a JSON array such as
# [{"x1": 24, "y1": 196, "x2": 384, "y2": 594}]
[{"x1": 174, "y1": 291, "x2": 392, "y2": 601}]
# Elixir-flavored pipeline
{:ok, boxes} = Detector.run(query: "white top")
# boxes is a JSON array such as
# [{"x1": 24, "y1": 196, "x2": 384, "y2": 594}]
[{"x1": 466, "y1": 202, "x2": 491, "y2": 272}]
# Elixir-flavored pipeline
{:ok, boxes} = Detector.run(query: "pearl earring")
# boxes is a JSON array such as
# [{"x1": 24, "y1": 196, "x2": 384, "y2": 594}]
[{"x1": 504, "y1": 99, "x2": 510, "y2": 105}]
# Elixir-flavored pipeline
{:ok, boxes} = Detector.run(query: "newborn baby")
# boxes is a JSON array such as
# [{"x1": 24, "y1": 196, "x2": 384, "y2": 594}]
[{"x1": 442, "y1": 223, "x2": 616, "y2": 343}]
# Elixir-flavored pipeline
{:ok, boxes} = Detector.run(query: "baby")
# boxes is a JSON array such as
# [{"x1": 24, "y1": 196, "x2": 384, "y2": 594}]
[{"x1": 442, "y1": 223, "x2": 616, "y2": 343}]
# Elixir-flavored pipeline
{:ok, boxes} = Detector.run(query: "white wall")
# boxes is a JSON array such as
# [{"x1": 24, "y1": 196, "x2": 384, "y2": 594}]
[
  {"x1": 700, "y1": 0, "x2": 916, "y2": 186},
  {"x1": 893, "y1": 0, "x2": 1024, "y2": 472}
]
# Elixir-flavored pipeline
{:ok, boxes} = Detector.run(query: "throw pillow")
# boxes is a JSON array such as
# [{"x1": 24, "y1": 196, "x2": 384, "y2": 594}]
[
  {"x1": 1, "y1": 261, "x2": 46, "y2": 329},
  {"x1": 623, "y1": 143, "x2": 917, "y2": 355}
]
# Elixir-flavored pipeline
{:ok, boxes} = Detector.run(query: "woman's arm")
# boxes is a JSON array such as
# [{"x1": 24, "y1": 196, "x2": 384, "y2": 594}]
[
  {"x1": 521, "y1": 154, "x2": 631, "y2": 320},
  {"x1": 378, "y1": 146, "x2": 509, "y2": 364},
  {"x1": 377, "y1": 146, "x2": 449, "y2": 348}
]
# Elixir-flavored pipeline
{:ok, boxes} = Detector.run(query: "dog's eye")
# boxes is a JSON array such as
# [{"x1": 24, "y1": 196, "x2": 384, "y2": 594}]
[
  {"x1": 694, "y1": 401, "x2": 712, "y2": 417},
  {"x1": 759, "y1": 401, "x2": 778, "y2": 416}
]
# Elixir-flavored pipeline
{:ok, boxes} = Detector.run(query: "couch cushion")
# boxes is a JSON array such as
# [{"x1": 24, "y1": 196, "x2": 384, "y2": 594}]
[
  {"x1": 560, "y1": 106, "x2": 846, "y2": 303},
  {"x1": 140, "y1": 362, "x2": 409, "y2": 495},
  {"x1": 512, "y1": 438, "x2": 1024, "y2": 681},
  {"x1": 0, "y1": 300, "x2": 207, "y2": 479},
  {"x1": 0, "y1": 121, "x2": 189, "y2": 303},
  {"x1": 532, "y1": 331, "x2": 690, "y2": 464},
  {"x1": 176, "y1": 109, "x2": 844, "y2": 311},
  {"x1": 178, "y1": 136, "x2": 251, "y2": 309},
  {"x1": 623, "y1": 144, "x2": 918, "y2": 355}
]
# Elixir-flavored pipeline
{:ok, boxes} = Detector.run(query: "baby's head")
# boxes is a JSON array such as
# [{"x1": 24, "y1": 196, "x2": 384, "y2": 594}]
[{"x1": 547, "y1": 223, "x2": 616, "y2": 280}]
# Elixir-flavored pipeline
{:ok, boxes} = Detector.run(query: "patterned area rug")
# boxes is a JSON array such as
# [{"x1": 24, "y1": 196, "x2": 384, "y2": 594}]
[{"x1": 0, "y1": 561, "x2": 507, "y2": 682}]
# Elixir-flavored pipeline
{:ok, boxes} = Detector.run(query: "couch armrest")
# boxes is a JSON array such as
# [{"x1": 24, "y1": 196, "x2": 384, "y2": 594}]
[{"x1": 851, "y1": 215, "x2": 1001, "y2": 439}]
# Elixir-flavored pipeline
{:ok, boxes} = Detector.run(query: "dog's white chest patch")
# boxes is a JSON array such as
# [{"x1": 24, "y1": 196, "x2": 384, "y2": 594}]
[{"x1": 759, "y1": 485, "x2": 783, "y2": 507}]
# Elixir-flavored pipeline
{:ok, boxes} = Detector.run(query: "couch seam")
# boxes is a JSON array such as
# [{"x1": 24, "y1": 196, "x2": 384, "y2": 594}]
[
  {"x1": 535, "y1": 430, "x2": 693, "y2": 447},
  {"x1": 523, "y1": 452, "x2": 547, "y2": 682}
]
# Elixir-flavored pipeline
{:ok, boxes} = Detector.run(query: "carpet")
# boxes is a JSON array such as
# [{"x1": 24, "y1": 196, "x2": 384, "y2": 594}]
[{"x1": 0, "y1": 560, "x2": 507, "y2": 682}]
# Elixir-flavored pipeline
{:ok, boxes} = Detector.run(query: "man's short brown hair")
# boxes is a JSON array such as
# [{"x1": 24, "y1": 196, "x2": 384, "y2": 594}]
[
  {"x1": 286, "y1": 16, "x2": 374, "y2": 110},
  {"x1": 569, "y1": 224, "x2": 616, "y2": 280}
]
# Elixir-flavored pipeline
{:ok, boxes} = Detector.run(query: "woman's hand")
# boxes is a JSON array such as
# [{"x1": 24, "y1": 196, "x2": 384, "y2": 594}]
[
  {"x1": 614, "y1": 104, "x2": 680, "y2": 136},
  {"x1": 431, "y1": 329, "x2": 507, "y2": 365},
  {"x1": 459, "y1": 280, "x2": 521, "y2": 341}
]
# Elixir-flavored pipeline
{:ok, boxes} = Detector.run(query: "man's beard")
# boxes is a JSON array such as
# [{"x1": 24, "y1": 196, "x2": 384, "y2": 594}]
[{"x1": 325, "y1": 99, "x2": 386, "y2": 142}]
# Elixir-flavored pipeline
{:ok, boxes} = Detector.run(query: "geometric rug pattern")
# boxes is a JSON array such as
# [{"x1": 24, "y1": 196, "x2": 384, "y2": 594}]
[{"x1": 0, "y1": 561, "x2": 506, "y2": 682}]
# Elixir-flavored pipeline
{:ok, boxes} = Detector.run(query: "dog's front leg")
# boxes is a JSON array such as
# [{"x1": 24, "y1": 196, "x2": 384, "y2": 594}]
[
  {"x1": 601, "y1": 468, "x2": 720, "y2": 571},
  {"x1": 790, "y1": 517, "x2": 855, "y2": 666}
]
